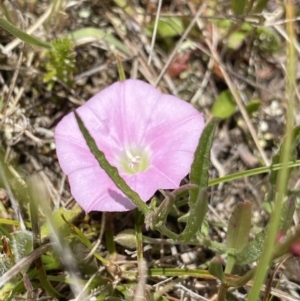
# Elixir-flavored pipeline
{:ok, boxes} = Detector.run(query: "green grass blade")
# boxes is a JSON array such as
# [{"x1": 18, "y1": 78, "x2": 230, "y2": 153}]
[
  {"x1": 208, "y1": 159, "x2": 300, "y2": 187},
  {"x1": 0, "y1": 17, "x2": 51, "y2": 50},
  {"x1": 247, "y1": 3, "x2": 297, "y2": 299}
]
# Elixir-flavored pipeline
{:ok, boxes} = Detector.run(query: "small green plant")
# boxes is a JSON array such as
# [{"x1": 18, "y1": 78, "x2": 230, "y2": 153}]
[{"x1": 43, "y1": 38, "x2": 76, "y2": 89}]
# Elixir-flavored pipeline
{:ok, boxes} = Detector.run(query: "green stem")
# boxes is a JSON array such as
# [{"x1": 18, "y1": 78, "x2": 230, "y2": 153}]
[
  {"x1": 228, "y1": 267, "x2": 256, "y2": 288},
  {"x1": 217, "y1": 284, "x2": 228, "y2": 301},
  {"x1": 247, "y1": 2, "x2": 296, "y2": 300}
]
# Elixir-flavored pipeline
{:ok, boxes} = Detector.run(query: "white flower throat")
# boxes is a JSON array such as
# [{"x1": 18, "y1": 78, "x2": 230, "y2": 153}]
[
  {"x1": 126, "y1": 150, "x2": 141, "y2": 170},
  {"x1": 119, "y1": 147, "x2": 150, "y2": 175}
]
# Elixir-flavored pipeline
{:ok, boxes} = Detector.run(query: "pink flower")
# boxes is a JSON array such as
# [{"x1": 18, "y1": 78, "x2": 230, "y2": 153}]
[{"x1": 54, "y1": 79, "x2": 204, "y2": 212}]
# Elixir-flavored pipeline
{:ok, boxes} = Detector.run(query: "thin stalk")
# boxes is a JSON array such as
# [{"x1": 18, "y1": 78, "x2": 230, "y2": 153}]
[{"x1": 247, "y1": 2, "x2": 296, "y2": 300}]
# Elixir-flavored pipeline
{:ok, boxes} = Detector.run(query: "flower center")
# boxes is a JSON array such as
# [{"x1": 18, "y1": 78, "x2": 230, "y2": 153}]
[
  {"x1": 119, "y1": 147, "x2": 150, "y2": 175},
  {"x1": 126, "y1": 150, "x2": 141, "y2": 169}
]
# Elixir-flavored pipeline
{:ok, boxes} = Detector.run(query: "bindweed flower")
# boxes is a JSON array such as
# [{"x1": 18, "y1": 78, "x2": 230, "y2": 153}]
[{"x1": 54, "y1": 79, "x2": 204, "y2": 212}]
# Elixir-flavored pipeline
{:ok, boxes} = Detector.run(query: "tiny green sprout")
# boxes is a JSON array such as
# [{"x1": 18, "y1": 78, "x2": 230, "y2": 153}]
[{"x1": 43, "y1": 38, "x2": 76, "y2": 89}]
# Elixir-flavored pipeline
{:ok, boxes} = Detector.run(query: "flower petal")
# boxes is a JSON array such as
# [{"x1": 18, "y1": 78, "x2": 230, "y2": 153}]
[
  {"x1": 81, "y1": 79, "x2": 162, "y2": 148},
  {"x1": 55, "y1": 79, "x2": 205, "y2": 212},
  {"x1": 149, "y1": 115, "x2": 204, "y2": 186},
  {"x1": 68, "y1": 166, "x2": 136, "y2": 212},
  {"x1": 124, "y1": 167, "x2": 178, "y2": 201}
]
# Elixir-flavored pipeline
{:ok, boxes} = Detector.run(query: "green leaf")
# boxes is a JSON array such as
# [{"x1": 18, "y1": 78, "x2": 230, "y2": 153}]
[
  {"x1": 226, "y1": 202, "x2": 252, "y2": 272},
  {"x1": 209, "y1": 255, "x2": 225, "y2": 283},
  {"x1": 68, "y1": 27, "x2": 130, "y2": 55},
  {"x1": 74, "y1": 112, "x2": 151, "y2": 215},
  {"x1": 114, "y1": 229, "x2": 137, "y2": 249},
  {"x1": 269, "y1": 126, "x2": 300, "y2": 185},
  {"x1": 40, "y1": 205, "x2": 83, "y2": 240},
  {"x1": 116, "y1": 55, "x2": 126, "y2": 81},
  {"x1": 146, "y1": 17, "x2": 184, "y2": 38},
  {"x1": 177, "y1": 189, "x2": 208, "y2": 242},
  {"x1": 211, "y1": 90, "x2": 237, "y2": 119},
  {"x1": 226, "y1": 202, "x2": 252, "y2": 252},
  {"x1": 11, "y1": 230, "x2": 33, "y2": 268},
  {"x1": 232, "y1": 0, "x2": 247, "y2": 15},
  {"x1": 189, "y1": 117, "x2": 219, "y2": 205},
  {"x1": 0, "y1": 16, "x2": 51, "y2": 50},
  {"x1": 234, "y1": 230, "x2": 265, "y2": 265},
  {"x1": 246, "y1": 99, "x2": 261, "y2": 115},
  {"x1": 279, "y1": 197, "x2": 295, "y2": 233},
  {"x1": 178, "y1": 117, "x2": 218, "y2": 241},
  {"x1": 209, "y1": 160, "x2": 300, "y2": 188}
]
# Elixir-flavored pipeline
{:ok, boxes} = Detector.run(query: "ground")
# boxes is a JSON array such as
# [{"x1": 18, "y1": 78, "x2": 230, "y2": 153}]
[{"x1": 0, "y1": 0, "x2": 300, "y2": 300}]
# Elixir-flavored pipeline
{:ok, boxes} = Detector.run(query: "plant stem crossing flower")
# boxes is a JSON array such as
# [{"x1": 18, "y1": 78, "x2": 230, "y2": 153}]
[{"x1": 54, "y1": 79, "x2": 205, "y2": 212}]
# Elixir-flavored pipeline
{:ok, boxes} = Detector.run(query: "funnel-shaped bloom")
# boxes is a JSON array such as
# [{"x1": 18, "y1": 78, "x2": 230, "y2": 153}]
[{"x1": 55, "y1": 79, "x2": 204, "y2": 212}]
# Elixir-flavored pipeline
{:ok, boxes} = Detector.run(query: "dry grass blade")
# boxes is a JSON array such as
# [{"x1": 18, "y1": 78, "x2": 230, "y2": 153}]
[
  {"x1": 154, "y1": 2, "x2": 208, "y2": 87},
  {"x1": 147, "y1": 0, "x2": 162, "y2": 65}
]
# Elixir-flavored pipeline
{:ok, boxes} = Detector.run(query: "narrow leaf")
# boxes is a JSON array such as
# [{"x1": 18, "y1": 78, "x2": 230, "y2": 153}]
[
  {"x1": 226, "y1": 202, "x2": 252, "y2": 252},
  {"x1": 235, "y1": 196, "x2": 295, "y2": 266},
  {"x1": 116, "y1": 54, "x2": 126, "y2": 81},
  {"x1": 68, "y1": 27, "x2": 130, "y2": 55},
  {"x1": 209, "y1": 160, "x2": 300, "y2": 188},
  {"x1": 226, "y1": 202, "x2": 252, "y2": 273},
  {"x1": 209, "y1": 255, "x2": 225, "y2": 283},
  {"x1": 74, "y1": 112, "x2": 151, "y2": 215},
  {"x1": 146, "y1": 17, "x2": 185, "y2": 38},
  {"x1": 189, "y1": 117, "x2": 219, "y2": 205},
  {"x1": 279, "y1": 197, "x2": 295, "y2": 233},
  {"x1": 0, "y1": 17, "x2": 51, "y2": 50},
  {"x1": 178, "y1": 189, "x2": 208, "y2": 242}
]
